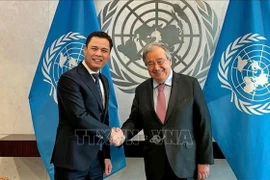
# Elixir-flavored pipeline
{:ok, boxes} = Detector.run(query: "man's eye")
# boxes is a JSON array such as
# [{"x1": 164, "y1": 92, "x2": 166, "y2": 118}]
[{"x1": 157, "y1": 59, "x2": 164, "y2": 64}]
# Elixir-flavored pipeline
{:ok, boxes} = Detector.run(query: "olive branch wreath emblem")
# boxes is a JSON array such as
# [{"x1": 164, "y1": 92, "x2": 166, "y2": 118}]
[
  {"x1": 188, "y1": 2, "x2": 219, "y2": 84},
  {"x1": 217, "y1": 33, "x2": 270, "y2": 115},
  {"x1": 98, "y1": 1, "x2": 219, "y2": 92},
  {"x1": 41, "y1": 32, "x2": 86, "y2": 103}
]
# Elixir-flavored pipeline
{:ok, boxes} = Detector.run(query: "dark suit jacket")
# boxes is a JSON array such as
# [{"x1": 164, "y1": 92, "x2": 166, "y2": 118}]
[
  {"x1": 122, "y1": 72, "x2": 214, "y2": 179},
  {"x1": 51, "y1": 62, "x2": 111, "y2": 171}
]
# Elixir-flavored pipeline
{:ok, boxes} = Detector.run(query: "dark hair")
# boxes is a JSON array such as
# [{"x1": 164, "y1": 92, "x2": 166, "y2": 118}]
[{"x1": 85, "y1": 31, "x2": 113, "y2": 50}]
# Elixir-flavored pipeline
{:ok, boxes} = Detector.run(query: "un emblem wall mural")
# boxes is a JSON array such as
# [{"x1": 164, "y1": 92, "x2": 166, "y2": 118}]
[{"x1": 95, "y1": 0, "x2": 224, "y2": 122}]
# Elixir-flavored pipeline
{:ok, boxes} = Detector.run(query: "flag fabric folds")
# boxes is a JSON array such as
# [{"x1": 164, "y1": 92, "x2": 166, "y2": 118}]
[
  {"x1": 28, "y1": 0, "x2": 125, "y2": 179},
  {"x1": 203, "y1": 0, "x2": 270, "y2": 179}
]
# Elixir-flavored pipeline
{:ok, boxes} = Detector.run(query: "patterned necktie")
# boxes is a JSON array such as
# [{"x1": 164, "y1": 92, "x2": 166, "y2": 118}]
[
  {"x1": 92, "y1": 73, "x2": 102, "y2": 103},
  {"x1": 92, "y1": 73, "x2": 103, "y2": 151},
  {"x1": 156, "y1": 83, "x2": 166, "y2": 123}
]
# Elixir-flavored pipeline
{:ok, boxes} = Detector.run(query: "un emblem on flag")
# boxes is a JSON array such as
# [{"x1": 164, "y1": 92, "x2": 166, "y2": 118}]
[
  {"x1": 218, "y1": 33, "x2": 270, "y2": 115},
  {"x1": 99, "y1": 0, "x2": 219, "y2": 93},
  {"x1": 41, "y1": 32, "x2": 86, "y2": 103}
]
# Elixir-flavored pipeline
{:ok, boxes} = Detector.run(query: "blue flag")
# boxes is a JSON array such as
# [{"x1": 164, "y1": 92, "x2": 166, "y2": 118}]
[
  {"x1": 28, "y1": 0, "x2": 125, "y2": 179},
  {"x1": 203, "y1": 0, "x2": 270, "y2": 179}
]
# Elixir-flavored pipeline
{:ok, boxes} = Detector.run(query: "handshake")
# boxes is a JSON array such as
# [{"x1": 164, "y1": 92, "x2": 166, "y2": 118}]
[{"x1": 109, "y1": 127, "x2": 125, "y2": 146}]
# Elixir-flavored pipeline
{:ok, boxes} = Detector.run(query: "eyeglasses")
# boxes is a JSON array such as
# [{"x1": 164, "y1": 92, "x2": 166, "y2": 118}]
[{"x1": 146, "y1": 59, "x2": 166, "y2": 67}]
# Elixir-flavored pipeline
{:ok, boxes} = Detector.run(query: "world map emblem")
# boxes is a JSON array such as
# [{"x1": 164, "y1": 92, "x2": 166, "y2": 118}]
[
  {"x1": 218, "y1": 33, "x2": 270, "y2": 115},
  {"x1": 41, "y1": 32, "x2": 86, "y2": 103},
  {"x1": 99, "y1": 0, "x2": 219, "y2": 93}
]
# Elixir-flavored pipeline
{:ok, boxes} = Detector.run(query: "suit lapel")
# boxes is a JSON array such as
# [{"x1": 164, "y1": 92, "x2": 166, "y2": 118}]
[
  {"x1": 99, "y1": 74, "x2": 109, "y2": 122},
  {"x1": 165, "y1": 72, "x2": 184, "y2": 123},
  {"x1": 146, "y1": 79, "x2": 164, "y2": 124},
  {"x1": 77, "y1": 63, "x2": 103, "y2": 109},
  {"x1": 147, "y1": 79, "x2": 155, "y2": 111}
]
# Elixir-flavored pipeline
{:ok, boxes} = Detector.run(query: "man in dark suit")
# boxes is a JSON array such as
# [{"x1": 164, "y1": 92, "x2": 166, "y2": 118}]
[
  {"x1": 121, "y1": 42, "x2": 214, "y2": 180},
  {"x1": 51, "y1": 31, "x2": 123, "y2": 180}
]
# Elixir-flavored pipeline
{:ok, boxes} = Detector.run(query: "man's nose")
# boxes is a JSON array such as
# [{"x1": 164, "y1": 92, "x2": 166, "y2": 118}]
[
  {"x1": 95, "y1": 49, "x2": 102, "y2": 56},
  {"x1": 153, "y1": 62, "x2": 160, "y2": 70}
]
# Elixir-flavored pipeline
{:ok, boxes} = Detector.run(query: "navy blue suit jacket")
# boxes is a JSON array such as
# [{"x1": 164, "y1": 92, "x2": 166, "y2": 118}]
[{"x1": 51, "y1": 62, "x2": 111, "y2": 171}]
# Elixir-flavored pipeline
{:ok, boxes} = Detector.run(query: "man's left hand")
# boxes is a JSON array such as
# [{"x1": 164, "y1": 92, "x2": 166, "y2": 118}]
[
  {"x1": 197, "y1": 164, "x2": 210, "y2": 180},
  {"x1": 104, "y1": 159, "x2": 112, "y2": 175}
]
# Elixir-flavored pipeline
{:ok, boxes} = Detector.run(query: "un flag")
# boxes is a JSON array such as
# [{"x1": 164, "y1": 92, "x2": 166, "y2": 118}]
[
  {"x1": 28, "y1": 0, "x2": 125, "y2": 179},
  {"x1": 204, "y1": 1, "x2": 270, "y2": 179}
]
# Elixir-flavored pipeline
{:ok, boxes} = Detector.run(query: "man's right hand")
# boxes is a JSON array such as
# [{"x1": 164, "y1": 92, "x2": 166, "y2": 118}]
[{"x1": 109, "y1": 127, "x2": 125, "y2": 146}]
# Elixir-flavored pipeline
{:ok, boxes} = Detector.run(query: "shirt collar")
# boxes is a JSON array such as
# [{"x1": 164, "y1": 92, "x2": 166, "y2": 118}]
[
  {"x1": 82, "y1": 60, "x2": 100, "y2": 75},
  {"x1": 153, "y1": 69, "x2": 173, "y2": 89}
]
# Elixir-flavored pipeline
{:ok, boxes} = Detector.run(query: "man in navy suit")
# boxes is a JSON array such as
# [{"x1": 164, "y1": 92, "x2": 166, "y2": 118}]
[
  {"x1": 51, "y1": 31, "x2": 123, "y2": 180},
  {"x1": 121, "y1": 42, "x2": 214, "y2": 180}
]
